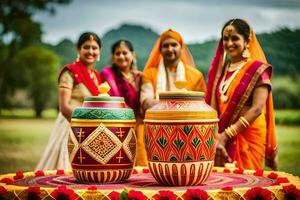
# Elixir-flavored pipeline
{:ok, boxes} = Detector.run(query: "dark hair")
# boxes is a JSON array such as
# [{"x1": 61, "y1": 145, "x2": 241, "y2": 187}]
[
  {"x1": 111, "y1": 39, "x2": 134, "y2": 54},
  {"x1": 77, "y1": 32, "x2": 102, "y2": 49},
  {"x1": 221, "y1": 19, "x2": 251, "y2": 42}
]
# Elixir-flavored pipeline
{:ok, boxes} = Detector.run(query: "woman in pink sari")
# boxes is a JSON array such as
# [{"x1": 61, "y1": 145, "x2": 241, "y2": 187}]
[
  {"x1": 100, "y1": 40, "x2": 145, "y2": 165},
  {"x1": 206, "y1": 19, "x2": 277, "y2": 170}
]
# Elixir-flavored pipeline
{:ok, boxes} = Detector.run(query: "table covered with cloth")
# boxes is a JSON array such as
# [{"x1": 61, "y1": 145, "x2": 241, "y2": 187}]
[{"x1": 0, "y1": 167, "x2": 299, "y2": 199}]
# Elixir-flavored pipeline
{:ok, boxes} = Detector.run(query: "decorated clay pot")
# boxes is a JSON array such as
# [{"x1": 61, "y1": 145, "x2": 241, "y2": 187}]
[
  {"x1": 144, "y1": 91, "x2": 218, "y2": 186},
  {"x1": 68, "y1": 87, "x2": 136, "y2": 183}
]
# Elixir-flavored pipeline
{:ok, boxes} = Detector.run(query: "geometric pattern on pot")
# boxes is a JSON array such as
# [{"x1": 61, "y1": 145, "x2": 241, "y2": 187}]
[
  {"x1": 166, "y1": 100, "x2": 205, "y2": 110},
  {"x1": 68, "y1": 128, "x2": 79, "y2": 163},
  {"x1": 122, "y1": 128, "x2": 136, "y2": 162},
  {"x1": 145, "y1": 123, "x2": 216, "y2": 162},
  {"x1": 81, "y1": 123, "x2": 122, "y2": 164},
  {"x1": 150, "y1": 100, "x2": 212, "y2": 111},
  {"x1": 72, "y1": 108, "x2": 135, "y2": 120}
]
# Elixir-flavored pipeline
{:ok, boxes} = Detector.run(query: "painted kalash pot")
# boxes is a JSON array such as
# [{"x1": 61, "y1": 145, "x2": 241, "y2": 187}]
[
  {"x1": 68, "y1": 83, "x2": 137, "y2": 183},
  {"x1": 144, "y1": 83, "x2": 218, "y2": 186}
]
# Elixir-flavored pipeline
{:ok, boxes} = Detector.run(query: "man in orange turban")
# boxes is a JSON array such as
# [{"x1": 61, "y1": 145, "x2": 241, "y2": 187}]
[{"x1": 140, "y1": 29, "x2": 206, "y2": 111}]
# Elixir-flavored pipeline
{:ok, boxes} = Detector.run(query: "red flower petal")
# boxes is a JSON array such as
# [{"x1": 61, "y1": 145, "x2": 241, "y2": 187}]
[
  {"x1": 13, "y1": 171, "x2": 24, "y2": 180},
  {"x1": 233, "y1": 168, "x2": 244, "y2": 174},
  {"x1": 34, "y1": 170, "x2": 45, "y2": 177},
  {"x1": 273, "y1": 177, "x2": 289, "y2": 185},
  {"x1": 283, "y1": 184, "x2": 300, "y2": 200},
  {"x1": 253, "y1": 169, "x2": 264, "y2": 176},
  {"x1": 244, "y1": 187, "x2": 272, "y2": 200},
  {"x1": 0, "y1": 178, "x2": 14, "y2": 185},
  {"x1": 27, "y1": 187, "x2": 41, "y2": 200},
  {"x1": 0, "y1": 186, "x2": 7, "y2": 195},
  {"x1": 283, "y1": 184, "x2": 296, "y2": 192},
  {"x1": 153, "y1": 190, "x2": 177, "y2": 200},
  {"x1": 221, "y1": 186, "x2": 233, "y2": 191},
  {"x1": 267, "y1": 172, "x2": 278, "y2": 179},
  {"x1": 182, "y1": 189, "x2": 209, "y2": 200},
  {"x1": 142, "y1": 169, "x2": 150, "y2": 173},
  {"x1": 127, "y1": 190, "x2": 147, "y2": 200},
  {"x1": 133, "y1": 169, "x2": 138, "y2": 174},
  {"x1": 109, "y1": 191, "x2": 120, "y2": 200},
  {"x1": 27, "y1": 186, "x2": 40, "y2": 193},
  {"x1": 51, "y1": 186, "x2": 76, "y2": 200},
  {"x1": 259, "y1": 189, "x2": 272, "y2": 200},
  {"x1": 56, "y1": 169, "x2": 65, "y2": 175},
  {"x1": 223, "y1": 168, "x2": 230, "y2": 173},
  {"x1": 88, "y1": 186, "x2": 97, "y2": 191}
]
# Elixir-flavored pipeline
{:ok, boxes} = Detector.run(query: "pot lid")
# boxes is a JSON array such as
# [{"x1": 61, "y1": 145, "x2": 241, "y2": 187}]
[
  {"x1": 159, "y1": 91, "x2": 205, "y2": 100},
  {"x1": 71, "y1": 83, "x2": 135, "y2": 120}
]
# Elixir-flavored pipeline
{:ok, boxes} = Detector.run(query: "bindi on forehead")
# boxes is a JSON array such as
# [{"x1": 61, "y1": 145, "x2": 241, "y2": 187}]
[{"x1": 89, "y1": 35, "x2": 94, "y2": 43}]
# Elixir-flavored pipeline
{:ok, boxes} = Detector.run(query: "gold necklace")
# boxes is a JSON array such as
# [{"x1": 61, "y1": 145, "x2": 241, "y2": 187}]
[
  {"x1": 121, "y1": 71, "x2": 134, "y2": 84},
  {"x1": 219, "y1": 61, "x2": 246, "y2": 103}
]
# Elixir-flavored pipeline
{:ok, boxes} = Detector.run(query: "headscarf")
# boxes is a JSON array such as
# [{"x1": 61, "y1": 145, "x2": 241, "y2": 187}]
[
  {"x1": 205, "y1": 23, "x2": 277, "y2": 170},
  {"x1": 144, "y1": 29, "x2": 196, "y2": 69}
]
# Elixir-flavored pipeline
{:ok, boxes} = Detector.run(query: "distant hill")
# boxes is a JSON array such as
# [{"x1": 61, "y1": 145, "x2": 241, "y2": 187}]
[
  {"x1": 46, "y1": 24, "x2": 300, "y2": 78},
  {"x1": 45, "y1": 38, "x2": 75, "y2": 67},
  {"x1": 188, "y1": 40, "x2": 218, "y2": 76},
  {"x1": 100, "y1": 24, "x2": 159, "y2": 71},
  {"x1": 258, "y1": 28, "x2": 300, "y2": 77}
]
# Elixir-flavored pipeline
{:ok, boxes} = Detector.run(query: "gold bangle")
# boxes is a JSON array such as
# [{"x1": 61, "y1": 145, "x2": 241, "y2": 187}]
[
  {"x1": 240, "y1": 116, "x2": 250, "y2": 126},
  {"x1": 229, "y1": 125, "x2": 238, "y2": 136},
  {"x1": 225, "y1": 127, "x2": 234, "y2": 138},
  {"x1": 239, "y1": 118, "x2": 248, "y2": 128},
  {"x1": 240, "y1": 116, "x2": 250, "y2": 128}
]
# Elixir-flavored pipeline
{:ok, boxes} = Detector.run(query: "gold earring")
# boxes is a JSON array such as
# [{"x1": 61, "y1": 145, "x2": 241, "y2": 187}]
[
  {"x1": 242, "y1": 48, "x2": 250, "y2": 59},
  {"x1": 76, "y1": 54, "x2": 80, "y2": 62}
]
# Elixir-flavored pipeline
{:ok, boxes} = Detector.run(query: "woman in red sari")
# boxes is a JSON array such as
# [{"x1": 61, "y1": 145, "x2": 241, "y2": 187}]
[
  {"x1": 100, "y1": 40, "x2": 145, "y2": 165},
  {"x1": 36, "y1": 32, "x2": 102, "y2": 170},
  {"x1": 206, "y1": 19, "x2": 277, "y2": 170}
]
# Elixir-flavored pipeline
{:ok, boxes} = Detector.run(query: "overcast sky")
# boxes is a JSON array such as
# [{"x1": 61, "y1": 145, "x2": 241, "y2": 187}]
[{"x1": 34, "y1": 0, "x2": 300, "y2": 44}]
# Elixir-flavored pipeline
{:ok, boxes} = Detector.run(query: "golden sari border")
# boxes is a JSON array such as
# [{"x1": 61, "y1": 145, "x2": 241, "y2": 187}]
[{"x1": 230, "y1": 63, "x2": 270, "y2": 124}]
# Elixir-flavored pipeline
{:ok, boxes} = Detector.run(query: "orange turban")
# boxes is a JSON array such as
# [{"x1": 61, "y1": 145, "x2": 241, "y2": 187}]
[
  {"x1": 160, "y1": 29, "x2": 183, "y2": 46},
  {"x1": 144, "y1": 29, "x2": 195, "y2": 69}
]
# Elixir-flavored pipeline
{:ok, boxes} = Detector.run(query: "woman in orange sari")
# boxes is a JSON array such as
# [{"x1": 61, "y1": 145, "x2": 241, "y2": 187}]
[{"x1": 206, "y1": 19, "x2": 277, "y2": 170}]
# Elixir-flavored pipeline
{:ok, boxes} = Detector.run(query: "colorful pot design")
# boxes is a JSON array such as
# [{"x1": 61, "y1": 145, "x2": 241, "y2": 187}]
[
  {"x1": 68, "y1": 93, "x2": 136, "y2": 183},
  {"x1": 144, "y1": 91, "x2": 218, "y2": 186}
]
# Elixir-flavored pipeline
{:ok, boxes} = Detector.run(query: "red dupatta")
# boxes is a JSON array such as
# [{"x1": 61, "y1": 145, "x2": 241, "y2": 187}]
[{"x1": 59, "y1": 61, "x2": 101, "y2": 96}]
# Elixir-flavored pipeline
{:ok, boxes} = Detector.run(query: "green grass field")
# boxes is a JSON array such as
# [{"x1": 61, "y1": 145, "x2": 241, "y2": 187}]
[
  {"x1": 0, "y1": 119, "x2": 52, "y2": 173},
  {"x1": 0, "y1": 117, "x2": 299, "y2": 176}
]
